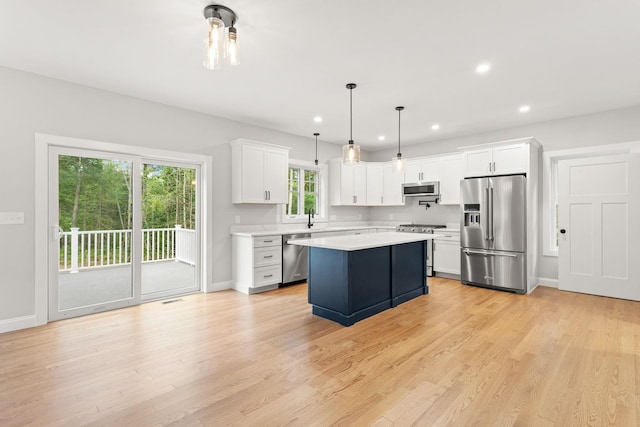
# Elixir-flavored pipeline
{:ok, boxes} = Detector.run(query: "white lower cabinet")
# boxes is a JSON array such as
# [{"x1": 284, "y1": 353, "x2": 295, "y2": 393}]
[
  {"x1": 433, "y1": 233, "x2": 461, "y2": 277},
  {"x1": 232, "y1": 234, "x2": 282, "y2": 294}
]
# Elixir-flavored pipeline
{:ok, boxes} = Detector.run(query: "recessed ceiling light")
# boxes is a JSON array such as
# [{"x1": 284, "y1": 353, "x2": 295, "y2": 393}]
[
  {"x1": 313, "y1": 116, "x2": 323, "y2": 123},
  {"x1": 476, "y1": 63, "x2": 491, "y2": 74},
  {"x1": 519, "y1": 105, "x2": 530, "y2": 113},
  {"x1": 431, "y1": 124, "x2": 440, "y2": 130},
  {"x1": 378, "y1": 136, "x2": 385, "y2": 141}
]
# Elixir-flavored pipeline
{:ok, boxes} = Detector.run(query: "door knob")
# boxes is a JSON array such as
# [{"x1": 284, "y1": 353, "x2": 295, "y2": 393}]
[{"x1": 560, "y1": 229, "x2": 566, "y2": 234}]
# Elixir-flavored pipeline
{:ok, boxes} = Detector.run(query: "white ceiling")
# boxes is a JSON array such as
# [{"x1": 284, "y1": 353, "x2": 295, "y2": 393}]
[{"x1": 1, "y1": 0, "x2": 640, "y2": 150}]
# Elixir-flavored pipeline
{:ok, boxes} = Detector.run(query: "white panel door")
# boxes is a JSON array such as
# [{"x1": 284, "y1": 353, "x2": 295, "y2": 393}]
[{"x1": 558, "y1": 154, "x2": 639, "y2": 300}]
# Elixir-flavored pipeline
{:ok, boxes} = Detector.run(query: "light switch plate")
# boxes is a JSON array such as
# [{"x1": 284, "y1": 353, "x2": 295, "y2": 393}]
[{"x1": 0, "y1": 212, "x2": 25, "y2": 224}]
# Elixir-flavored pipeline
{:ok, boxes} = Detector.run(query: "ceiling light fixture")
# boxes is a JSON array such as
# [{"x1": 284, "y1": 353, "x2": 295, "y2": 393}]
[
  {"x1": 313, "y1": 116, "x2": 323, "y2": 123},
  {"x1": 314, "y1": 133, "x2": 320, "y2": 166},
  {"x1": 392, "y1": 106, "x2": 406, "y2": 173},
  {"x1": 476, "y1": 63, "x2": 491, "y2": 74},
  {"x1": 378, "y1": 136, "x2": 385, "y2": 141},
  {"x1": 431, "y1": 124, "x2": 440, "y2": 130},
  {"x1": 342, "y1": 83, "x2": 361, "y2": 164},
  {"x1": 519, "y1": 105, "x2": 531, "y2": 113},
  {"x1": 203, "y1": 4, "x2": 239, "y2": 70}
]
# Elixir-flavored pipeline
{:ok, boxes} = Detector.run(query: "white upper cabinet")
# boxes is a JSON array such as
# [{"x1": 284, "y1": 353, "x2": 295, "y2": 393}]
[
  {"x1": 366, "y1": 163, "x2": 384, "y2": 206},
  {"x1": 231, "y1": 139, "x2": 291, "y2": 204},
  {"x1": 462, "y1": 142, "x2": 529, "y2": 177},
  {"x1": 437, "y1": 154, "x2": 462, "y2": 205},
  {"x1": 330, "y1": 160, "x2": 367, "y2": 206},
  {"x1": 382, "y1": 163, "x2": 405, "y2": 206},
  {"x1": 405, "y1": 158, "x2": 440, "y2": 183}
]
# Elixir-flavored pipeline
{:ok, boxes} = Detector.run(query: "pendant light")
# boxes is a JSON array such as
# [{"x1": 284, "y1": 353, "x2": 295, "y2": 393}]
[
  {"x1": 392, "y1": 106, "x2": 406, "y2": 173},
  {"x1": 342, "y1": 83, "x2": 361, "y2": 164},
  {"x1": 313, "y1": 133, "x2": 320, "y2": 165},
  {"x1": 203, "y1": 4, "x2": 239, "y2": 70}
]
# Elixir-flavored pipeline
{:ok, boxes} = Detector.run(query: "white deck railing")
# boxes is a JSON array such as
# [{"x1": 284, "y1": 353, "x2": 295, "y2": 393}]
[{"x1": 59, "y1": 226, "x2": 196, "y2": 272}]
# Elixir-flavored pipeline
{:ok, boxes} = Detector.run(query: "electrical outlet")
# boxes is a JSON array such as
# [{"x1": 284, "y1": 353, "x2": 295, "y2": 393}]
[
  {"x1": 0, "y1": 212, "x2": 25, "y2": 225},
  {"x1": 234, "y1": 215, "x2": 241, "y2": 224}
]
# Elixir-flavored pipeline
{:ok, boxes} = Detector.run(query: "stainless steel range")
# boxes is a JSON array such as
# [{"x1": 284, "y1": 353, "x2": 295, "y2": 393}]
[{"x1": 396, "y1": 224, "x2": 445, "y2": 276}]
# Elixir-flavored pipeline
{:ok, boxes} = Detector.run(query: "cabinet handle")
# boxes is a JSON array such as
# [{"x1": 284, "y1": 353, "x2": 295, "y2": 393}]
[
  {"x1": 264, "y1": 190, "x2": 268, "y2": 200},
  {"x1": 263, "y1": 240, "x2": 273, "y2": 243},
  {"x1": 264, "y1": 274, "x2": 273, "y2": 278},
  {"x1": 492, "y1": 162, "x2": 496, "y2": 172},
  {"x1": 264, "y1": 255, "x2": 273, "y2": 258}
]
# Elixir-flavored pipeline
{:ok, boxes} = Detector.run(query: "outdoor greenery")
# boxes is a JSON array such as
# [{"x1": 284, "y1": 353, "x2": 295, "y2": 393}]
[
  {"x1": 58, "y1": 156, "x2": 197, "y2": 232},
  {"x1": 286, "y1": 167, "x2": 317, "y2": 216}
]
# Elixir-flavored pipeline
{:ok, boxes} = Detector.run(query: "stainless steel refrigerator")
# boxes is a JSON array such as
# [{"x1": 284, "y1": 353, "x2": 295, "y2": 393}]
[{"x1": 460, "y1": 175, "x2": 527, "y2": 293}]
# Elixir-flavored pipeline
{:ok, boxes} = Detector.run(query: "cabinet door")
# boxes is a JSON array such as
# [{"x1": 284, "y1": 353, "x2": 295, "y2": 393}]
[
  {"x1": 264, "y1": 149, "x2": 288, "y2": 203},
  {"x1": 420, "y1": 158, "x2": 440, "y2": 182},
  {"x1": 353, "y1": 164, "x2": 367, "y2": 205},
  {"x1": 241, "y1": 145, "x2": 267, "y2": 202},
  {"x1": 433, "y1": 239, "x2": 461, "y2": 275},
  {"x1": 340, "y1": 164, "x2": 355, "y2": 205},
  {"x1": 438, "y1": 155, "x2": 462, "y2": 205},
  {"x1": 404, "y1": 160, "x2": 422, "y2": 183},
  {"x1": 366, "y1": 163, "x2": 384, "y2": 205},
  {"x1": 383, "y1": 163, "x2": 404, "y2": 205},
  {"x1": 463, "y1": 148, "x2": 492, "y2": 178},
  {"x1": 493, "y1": 144, "x2": 528, "y2": 175}
]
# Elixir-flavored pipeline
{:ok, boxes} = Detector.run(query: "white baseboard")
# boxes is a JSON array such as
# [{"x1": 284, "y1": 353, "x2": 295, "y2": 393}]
[
  {"x1": 538, "y1": 277, "x2": 559, "y2": 288},
  {"x1": 208, "y1": 280, "x2": 233, "y2": 292},
  {"x1": 0, "y1": 315, "x2": 37, "y2": 334}
]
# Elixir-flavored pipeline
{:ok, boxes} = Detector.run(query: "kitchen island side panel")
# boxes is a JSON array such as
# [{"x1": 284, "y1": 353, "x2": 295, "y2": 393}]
[
  {"x1": 347, "y1": 247, "x2": 392, "y2": 313},
  {"x1": 391, "y1": 241, "x2": 428, "y2": 305},
  {"x1": 307, "y1": 247, "x2": 349, "y2": 314}
]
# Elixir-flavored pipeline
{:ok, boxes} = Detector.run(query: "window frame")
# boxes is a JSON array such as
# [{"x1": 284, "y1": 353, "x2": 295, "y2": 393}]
[{"x1": 280, "y1": 159, "x2": 328, "y2": 224}]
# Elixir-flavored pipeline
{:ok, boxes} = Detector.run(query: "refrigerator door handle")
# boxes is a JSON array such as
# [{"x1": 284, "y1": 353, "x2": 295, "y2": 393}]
[
  {"x1": 484, "y1": 187, "x2": 490, "y2": 240},
  {"x1": 463, "y1": 249, "x2": 519, "y2": 258},
  {"x1": 489, "y1": 186, "x2": 494, "y2": 241}
]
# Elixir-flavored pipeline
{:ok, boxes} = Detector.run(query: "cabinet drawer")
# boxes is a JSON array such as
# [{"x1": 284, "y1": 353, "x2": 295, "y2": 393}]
[
  {"x1": 254, "y1": 235, "x2": 281, "y2": 247},
  {"x1": 254, "y1": 246, "x2": 282, "y2": 267},
  {"x1": 253, "y1": 265, "x2": 282, "y2": 287}
]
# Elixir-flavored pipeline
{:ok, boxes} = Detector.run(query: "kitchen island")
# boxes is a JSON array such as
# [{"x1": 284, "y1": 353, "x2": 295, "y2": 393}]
[{"x1": 288, "y1": 232, "x2": 441, "y2": 326}]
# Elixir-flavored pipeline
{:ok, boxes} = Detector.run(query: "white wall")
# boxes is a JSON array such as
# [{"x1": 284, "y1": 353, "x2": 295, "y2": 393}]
[
  {"x1": 0, "y1": 66, "x2": 369, "y2": 324},
  {"x1": 368, "y1": 105, "x2": 640, "y2": 281},
  {"x1": 2, "y1": 63, "x2": 640, "y2": 327}
]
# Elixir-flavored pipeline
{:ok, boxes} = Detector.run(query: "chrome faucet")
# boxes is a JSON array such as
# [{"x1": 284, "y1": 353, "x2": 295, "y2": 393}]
[{"x1": 307, "y1": 209, "x2": 314, "y2": 229}]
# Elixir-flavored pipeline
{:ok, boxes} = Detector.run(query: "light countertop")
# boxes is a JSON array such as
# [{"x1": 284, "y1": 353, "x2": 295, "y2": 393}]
[
  {"x1": 232, "y1": 225, "x2": 395, "y2": 237},
  {"x1": 287, "y1": 231, "x2": 445, "y2": 251}
]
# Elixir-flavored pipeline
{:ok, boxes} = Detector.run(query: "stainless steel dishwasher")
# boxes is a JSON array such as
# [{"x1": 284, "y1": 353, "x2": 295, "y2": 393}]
[{"x1": 281, "y1": 233, "x2": 311, "y2": 285}]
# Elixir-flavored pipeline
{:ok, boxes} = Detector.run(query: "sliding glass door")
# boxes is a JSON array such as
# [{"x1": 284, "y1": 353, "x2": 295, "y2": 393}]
[{"x1": 48, "y1": 147, "x2": 200, "y2": 321}]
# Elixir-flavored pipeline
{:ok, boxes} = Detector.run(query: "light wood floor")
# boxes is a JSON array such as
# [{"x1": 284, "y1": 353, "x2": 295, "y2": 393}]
[{"x1": 2, "y1": 278, "x2": 640, "y2": 426}]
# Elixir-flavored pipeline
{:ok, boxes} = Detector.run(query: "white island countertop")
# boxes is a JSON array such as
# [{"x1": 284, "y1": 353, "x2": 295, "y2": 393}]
[{"x1": 287, "y1": 231, "x2": 445, "y2": 251}]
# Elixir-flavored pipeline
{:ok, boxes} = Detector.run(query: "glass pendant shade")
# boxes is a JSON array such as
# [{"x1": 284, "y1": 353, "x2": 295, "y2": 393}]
[
  {"x1": 392, "y1": 154, "x2": 406, "y2": 173},
  {"x1": 392, "y1": 105, "x2": 406, "y2": 173},
  {"x1": 343, "y1": 142, "x2": 361, "y2": 164},
  {"x1": 225, "y1": 27, "x2": 239, "y2": 65},
  {"x1": 204, "y1": 16, "x2": 224, "y2": 70},
  {"x1": 202, "y1": 4, "x2": 238, "y2": 70}
]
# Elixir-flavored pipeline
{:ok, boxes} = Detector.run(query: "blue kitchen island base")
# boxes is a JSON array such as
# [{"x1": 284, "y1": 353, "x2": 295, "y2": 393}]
[{"x1": 307, "y1": 241, "x2": 427, "y2": 326}]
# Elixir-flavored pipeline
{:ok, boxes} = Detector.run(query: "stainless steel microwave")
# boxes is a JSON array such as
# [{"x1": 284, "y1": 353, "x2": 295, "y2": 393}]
[{"x1": 402, "y1": 181, "x2": 440, "y2": 197}]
